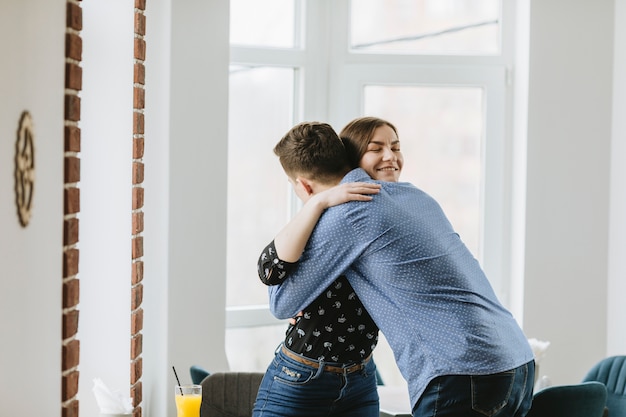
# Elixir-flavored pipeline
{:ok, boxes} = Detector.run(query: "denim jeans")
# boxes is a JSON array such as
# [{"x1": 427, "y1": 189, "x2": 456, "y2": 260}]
[
  {"x1": 412, "y1": 361, "x2": 535, "y2": 417},
  {"x1": 252, "y1": 345, "x2": 379, "y2": 417}
]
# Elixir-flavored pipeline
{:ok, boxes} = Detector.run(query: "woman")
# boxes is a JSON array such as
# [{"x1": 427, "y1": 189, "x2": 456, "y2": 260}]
[{"x1": 252, "y1": 117, "x2": 402, "y2": 417}]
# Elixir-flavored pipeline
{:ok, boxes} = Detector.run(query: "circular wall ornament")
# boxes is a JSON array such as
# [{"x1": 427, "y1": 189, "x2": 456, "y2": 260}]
[{"x1": 15, "y1": 111, "x2": 35, "y2": 227}]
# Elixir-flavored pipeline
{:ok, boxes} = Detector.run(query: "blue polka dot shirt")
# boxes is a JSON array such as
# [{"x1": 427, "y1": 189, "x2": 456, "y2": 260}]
[{"x1": 268, "y1": 168, "x2": 534, "y2": 408}]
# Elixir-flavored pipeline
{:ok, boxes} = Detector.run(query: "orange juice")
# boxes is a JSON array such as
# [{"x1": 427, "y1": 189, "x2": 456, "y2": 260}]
[{"x1": 175, "y1": 392, "x2": 202, "y2": 417}]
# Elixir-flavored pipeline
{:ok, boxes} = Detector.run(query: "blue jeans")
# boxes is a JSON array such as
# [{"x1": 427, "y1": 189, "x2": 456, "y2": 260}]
[
  {"x1": 413, "y1": 361, "x2": 535, "y2": 417},
  {"x1": 252, "y1": 345, "x2": 379, "y2": 417}
]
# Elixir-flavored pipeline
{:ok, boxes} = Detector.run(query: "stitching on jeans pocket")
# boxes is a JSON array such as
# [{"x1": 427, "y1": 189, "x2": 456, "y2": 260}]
[
  {"x1": 471, "y1": 370, "x2": 515, "y2": 416},
  {"x1": 273, "y1": 366, "x2": 314, "y2": 386},
  {"x1": 281, "y1": 366, "x2": 301, "y2": 378}
]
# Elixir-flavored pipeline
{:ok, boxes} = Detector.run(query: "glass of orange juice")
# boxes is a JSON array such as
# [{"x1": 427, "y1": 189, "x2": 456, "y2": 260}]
[{"x1": 174, "y1": 385, "x2": 202, "y2": 417}]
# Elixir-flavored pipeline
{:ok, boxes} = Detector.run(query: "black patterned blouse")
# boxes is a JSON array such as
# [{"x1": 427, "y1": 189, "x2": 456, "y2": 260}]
[{"x1": 258, "y1": 241, "x2": 379, "y2": 364}]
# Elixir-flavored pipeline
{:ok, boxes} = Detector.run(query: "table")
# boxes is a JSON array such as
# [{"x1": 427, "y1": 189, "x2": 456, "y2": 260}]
[{"x1": 378, "y1": 385, "x2": 412, "y2": 417}]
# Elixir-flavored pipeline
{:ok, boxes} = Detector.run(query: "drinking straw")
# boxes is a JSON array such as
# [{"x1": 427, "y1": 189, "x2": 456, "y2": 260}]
[{"x1": 172, "y1": 366, "x2": 183, "y2": 395}]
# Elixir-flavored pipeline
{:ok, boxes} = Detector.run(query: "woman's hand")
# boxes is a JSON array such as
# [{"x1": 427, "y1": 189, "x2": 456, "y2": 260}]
[
  {"x1": 289, "y1": 311, "x2": 304, "y2": 325},
  {"x1": 274, "y1": 182, "x2": 380, "y2": 263},
  {"x1": 313, "y1": 182, "x2": 381, "y2": 209}
]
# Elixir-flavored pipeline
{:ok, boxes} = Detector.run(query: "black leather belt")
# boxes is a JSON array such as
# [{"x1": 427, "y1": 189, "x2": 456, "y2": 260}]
[{"x1": 281, "y1": 345, "x2": 371, "y2": 374}]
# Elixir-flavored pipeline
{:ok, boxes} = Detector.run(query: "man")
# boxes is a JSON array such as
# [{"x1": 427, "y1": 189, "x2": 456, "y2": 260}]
[
  {"x1": 267, "y1": 121, "x2": 535, "y2": 417},
  {"x1": 252, "y1": 121, "x2": 382, "y2": 417}
]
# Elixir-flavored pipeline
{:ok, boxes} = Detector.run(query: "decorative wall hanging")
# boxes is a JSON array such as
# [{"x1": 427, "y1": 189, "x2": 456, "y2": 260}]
[{"x1": 15, "y1": 111, "x2": 35, "y2": 227}]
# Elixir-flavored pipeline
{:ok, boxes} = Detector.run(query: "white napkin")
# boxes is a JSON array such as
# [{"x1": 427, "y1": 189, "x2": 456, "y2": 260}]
[
  {"x1": 528, "y1": 338, "x2": 552, "y2": 391},
  {"x1": 527, "y1": 338, "x2": 550, "y2": 363},
  {"x1": 92, "y1": 378, "x2": 133, "y2": 415}
]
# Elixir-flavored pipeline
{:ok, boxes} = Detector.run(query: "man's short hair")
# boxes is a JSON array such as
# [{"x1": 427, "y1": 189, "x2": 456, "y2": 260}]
[{"x1": 274, "y1": 122, "x2": 353, "y2": 184}]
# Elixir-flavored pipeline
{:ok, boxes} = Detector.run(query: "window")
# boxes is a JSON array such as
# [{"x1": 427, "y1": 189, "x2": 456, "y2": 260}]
[
  {"x1": 230, "y1": 0, "x2": 299, "y2": 48},
  {"x1": 364, "y1": 85, "x2": 484, "y2": 255},
  {"x1": 350, "y1": 0, "x2": 501, "y2": 54},
  {"x1": 225, "y1": 0, "x2": 305, "y2": 372},
  {"x1": 227, "y1": 65, "x2": 295, "y2": 308},
  {"x1": 226, "y1": 0, "x2": 514, "y2": 385}
]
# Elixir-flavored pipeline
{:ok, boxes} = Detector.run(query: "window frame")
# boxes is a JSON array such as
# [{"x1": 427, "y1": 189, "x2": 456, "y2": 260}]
[{"x1": 226, "y1": 0, "x2": 517, "y2": 328}]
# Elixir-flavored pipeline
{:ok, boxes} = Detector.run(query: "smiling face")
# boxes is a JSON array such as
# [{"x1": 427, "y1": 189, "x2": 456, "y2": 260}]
[{"x1": 359, "y1": 124, "x2": 404, "y2": 182}]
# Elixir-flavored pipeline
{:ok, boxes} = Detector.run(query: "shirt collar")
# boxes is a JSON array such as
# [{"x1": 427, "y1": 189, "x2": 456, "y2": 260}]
[{"x1": 341, "y1": 168, "x2": 373, "y2": 183}]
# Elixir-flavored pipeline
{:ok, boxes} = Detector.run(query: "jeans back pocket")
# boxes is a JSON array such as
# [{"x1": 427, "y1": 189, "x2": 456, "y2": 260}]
[{"x1": 471, "y1": 371, "x2": 515, "y2": 416}]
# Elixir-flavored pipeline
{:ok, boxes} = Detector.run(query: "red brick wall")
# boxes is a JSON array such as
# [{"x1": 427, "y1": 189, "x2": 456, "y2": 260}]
[
  {"x1": 61, "y1": 1, "x2": 147, "y2": 416},
  {"x1": 62, "y1": 1, "x2": 82, "y2": 416},
  {"x1": 131, "y1": 1, "x2": 147, "y2": 416}
]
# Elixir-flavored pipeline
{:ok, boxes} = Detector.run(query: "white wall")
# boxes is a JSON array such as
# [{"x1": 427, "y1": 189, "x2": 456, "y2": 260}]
[
  {"x1": 141, "y1": 0, "x2": 172, "y2": 415},
  {"x1": 77, "y1": 1, "x2": 134, "y2": 415},
  {"x1": 608, "y1": 0, "x2": 626, "y2": 357},
  {"x1": 523, "y1": 0, "x2": 617, "y2": 384},
  {"x1": 0, "y1": 0, "x2": 66, "y2": 415},
  {"x1": 144, "y1": 1, "x2": 231, "y2": 416}
]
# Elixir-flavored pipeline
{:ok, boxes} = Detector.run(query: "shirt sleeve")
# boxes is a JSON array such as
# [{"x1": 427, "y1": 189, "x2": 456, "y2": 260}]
[
  {"x1": 257, "y1": 240, "x2": 298, "y2": 286},
  {"x1": 267, "y1": 204, "x2": 366, "y2": 319}
]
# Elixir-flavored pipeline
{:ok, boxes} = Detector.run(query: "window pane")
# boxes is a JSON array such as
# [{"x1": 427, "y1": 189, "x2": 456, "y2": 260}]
[
  {"x1": 350, "y1": 0, "x2": 500, "y2": 54},
  {"x1": 230, "y1": 0, "x2": 298, "y2": 48},
  {"x1": 226, "y1": 325, "x2": 286, "y2": 371},
  {"x1": 364, "y1": 85, "x2": 483, "y2": 259},
  {"x1": 227, "y1": 66, "x2": 295, "y2": 307}
]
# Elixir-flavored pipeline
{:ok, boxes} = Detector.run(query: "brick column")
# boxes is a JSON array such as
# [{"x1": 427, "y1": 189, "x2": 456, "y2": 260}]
[
  {"x1": 62, "y1": 1, "x2": 83, "y2": 417},
  {"x1": 131, "y1": 1, "x2": 146, "y2": 416}
]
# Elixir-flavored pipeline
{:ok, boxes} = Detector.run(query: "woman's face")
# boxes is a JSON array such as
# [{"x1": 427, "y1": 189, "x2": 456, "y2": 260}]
[{"x1": 359, "y1": 125, "x2": 404, "y2": 182}]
